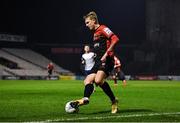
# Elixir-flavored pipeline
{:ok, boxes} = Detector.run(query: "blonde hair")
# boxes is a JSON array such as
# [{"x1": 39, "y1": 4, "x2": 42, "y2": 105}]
[{"x1": 83, "y1": 11, "x2": 99, "y2": 24}]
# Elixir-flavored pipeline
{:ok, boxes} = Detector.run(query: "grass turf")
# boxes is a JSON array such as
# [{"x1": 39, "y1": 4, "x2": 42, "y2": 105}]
[{"x1": 0, "y1": 80, "x2": 180, "y2": 122}]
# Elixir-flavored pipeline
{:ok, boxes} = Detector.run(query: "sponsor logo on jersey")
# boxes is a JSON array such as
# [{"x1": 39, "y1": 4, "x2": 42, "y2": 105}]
[
  {"x1": 103, "y1": 28, "x2": 112, "y2": 35},
  {"x1": 94, "y1": 43, "x2": 100, "y2": 48}
]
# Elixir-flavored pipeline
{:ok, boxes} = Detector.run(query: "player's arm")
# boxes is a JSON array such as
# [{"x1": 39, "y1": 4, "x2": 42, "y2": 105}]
[
  {"x1": 114, "y1": 58, "x2": 121, "y2": 68},
  {"x1": 106, "y1": 34, "x2": 119, "y2": 53},
  {"x1": 81, "y1": 57, "x2": 85, "y2": 65},
  {"x1": 101, "y1": 28, "x2": 119, "y2": 62},
  {"x1": 93, "y1": 52, "x2": 97, "y2": 59},
  {"x1": 114, "y1": 64, "x2": 121, "y2": 68},
  {"x1": 80, "y1": 57, "x2": 85, "y2": 72}
]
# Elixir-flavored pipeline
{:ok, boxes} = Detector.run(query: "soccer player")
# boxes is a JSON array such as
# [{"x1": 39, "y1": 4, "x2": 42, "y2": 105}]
[
  {"x1": 112, "y1": 56, "x2": 126, "y2": 86},
  {"x1": 71, "y1": 11, "x2": 119, "y2": 114},
  {"x1": 81, "y1": 44, "x2": 96, "y2": 76},
  {"x1": 47, "y1": 62, "x2": 54, "y2": 80}
]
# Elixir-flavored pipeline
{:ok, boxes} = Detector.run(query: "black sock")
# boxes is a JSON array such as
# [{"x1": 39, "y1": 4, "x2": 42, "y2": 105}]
[
  {"x1": 84, "y1": 84, "x2": 94, "y2": 98},
  {"x1": 100, "y1": 81, "x2": 115, "y2": 102}
]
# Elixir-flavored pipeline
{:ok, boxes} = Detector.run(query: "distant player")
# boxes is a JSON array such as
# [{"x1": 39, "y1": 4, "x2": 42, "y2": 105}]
[
  {"x1": 47, "y1": 62, "x2": 54, "y2": 80},
  {"x1": 81, "y1": 44, "x2": 96, "y2": 76},
  {"x1": 112, "y1": 56, "x2": 126, "y2": 86}
]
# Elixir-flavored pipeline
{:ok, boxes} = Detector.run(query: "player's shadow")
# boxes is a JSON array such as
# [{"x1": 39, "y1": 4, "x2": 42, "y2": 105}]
[{"x1": 86, "y1": 109, "x2": 153, "y2": 115}]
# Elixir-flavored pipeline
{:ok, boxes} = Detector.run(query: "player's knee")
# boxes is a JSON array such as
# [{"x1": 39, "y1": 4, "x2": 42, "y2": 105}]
[
  {"x1": 94, "y1": 79, "x2": 103, "y2": 86},
  {"x1": 84, "y1": 80, "x2": 92, "y2": 85}
]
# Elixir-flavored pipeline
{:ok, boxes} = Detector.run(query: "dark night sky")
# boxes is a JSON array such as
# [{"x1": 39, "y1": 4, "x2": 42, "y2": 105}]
[{"x1": 0, "y1": 0, "x2": 145, "y2": 45}]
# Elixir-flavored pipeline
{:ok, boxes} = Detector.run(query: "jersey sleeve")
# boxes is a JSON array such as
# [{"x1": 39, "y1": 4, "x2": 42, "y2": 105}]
[
  {"x1": 101, "y1": 27, "x2": 114, "y2": 38},
  {"x1": 101, "y1": 26, "x2": 119, "y2": 44},
  {"x1": 110, "y1": 34, "x2": 119, "y2": 44}
]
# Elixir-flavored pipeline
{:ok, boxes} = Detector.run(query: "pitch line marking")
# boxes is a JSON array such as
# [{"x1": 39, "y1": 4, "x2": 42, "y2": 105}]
[{"x1": 45, "y1": 112, "x2": 180, "y2": 122}]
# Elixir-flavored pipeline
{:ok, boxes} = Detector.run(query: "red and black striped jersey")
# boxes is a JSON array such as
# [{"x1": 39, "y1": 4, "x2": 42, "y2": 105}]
[
  {"x1": 47, "y1": 64, "x2": 54, "y2": 70},
  {"x1": 93, "y1": 25, "x2": 119, "y2": 60}
]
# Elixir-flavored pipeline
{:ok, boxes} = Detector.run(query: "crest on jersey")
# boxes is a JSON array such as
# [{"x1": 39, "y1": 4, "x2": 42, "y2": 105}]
[{"x1": 103, "y1": 28, "x2": 112, "y2": 35}]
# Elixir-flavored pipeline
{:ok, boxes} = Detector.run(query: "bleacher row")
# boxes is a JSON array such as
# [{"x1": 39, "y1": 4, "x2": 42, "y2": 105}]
[{"x1": 0, "y1": 48, "x2": 72, "y2": 79}]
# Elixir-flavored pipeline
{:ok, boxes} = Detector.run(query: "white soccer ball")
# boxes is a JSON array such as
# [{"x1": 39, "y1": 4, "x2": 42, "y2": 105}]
[{"x1": 65, "y1": 101, "x2": 79, "y2": 113}]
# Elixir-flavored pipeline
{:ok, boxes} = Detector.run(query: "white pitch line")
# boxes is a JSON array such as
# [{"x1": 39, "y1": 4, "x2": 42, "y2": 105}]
[{"x1": 45, "y1": 112, "x2": 180, "y2": 122}]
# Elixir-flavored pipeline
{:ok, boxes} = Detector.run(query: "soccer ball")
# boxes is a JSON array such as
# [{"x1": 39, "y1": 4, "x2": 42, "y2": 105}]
[{"x1": 65, "y1": 101, "x2": 79, "y2": 113}]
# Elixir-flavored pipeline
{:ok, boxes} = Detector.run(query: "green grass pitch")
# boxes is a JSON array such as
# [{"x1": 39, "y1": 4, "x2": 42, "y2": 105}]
[{"x1": 0, "y1": 80, "x2": 180, "y2": 122}]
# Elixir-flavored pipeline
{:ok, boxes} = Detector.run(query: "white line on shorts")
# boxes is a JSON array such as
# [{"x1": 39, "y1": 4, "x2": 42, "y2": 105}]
[{"x1": 44, "y1": 112, "x2": 180, "y2": 122}]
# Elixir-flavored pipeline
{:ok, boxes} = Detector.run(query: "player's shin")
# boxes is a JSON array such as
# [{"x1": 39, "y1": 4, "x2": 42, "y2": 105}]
[
  {"x1": 84, "y1": 83, "x2": 94, "y2": 97},
  {"x1": 113, "y1": 77, "x2": 117, "y2": 86},
  {"x1": 99, "y1": 81, "x2": 118, "y2": 113},
  {"x1": 99, "y1": 81, "x2": 115, "y2": 102}
]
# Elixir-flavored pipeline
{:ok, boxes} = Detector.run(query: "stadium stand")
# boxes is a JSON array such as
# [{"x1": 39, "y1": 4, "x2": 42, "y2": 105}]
[{"x1": 0, "y1": 48, "x2": 73, "y2": 79}]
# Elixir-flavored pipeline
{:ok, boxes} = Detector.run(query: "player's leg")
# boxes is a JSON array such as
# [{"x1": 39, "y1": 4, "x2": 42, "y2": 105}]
[
  {"x1": 84, "y1": 70, "x2": 96, "y2": 92},
  {"x1": 118, "y1": 70, "x2": 126, "y2": 86},
  {"x1": 112, "y1": 70, "x2": 118, "y2": 86},
  {"x1": 47, "y1": 70, "x2": 51, "y2": 80},
  {"x1": 72, "y1": 73, "x2": 96, "y2": 106},
  {"x1": 95, "y1": 70, "x2": 118, "y2": 113},
  {"x1": 113, "y1": 77, "x2": 117, "y2": 86},
  {"x1": 83, "y1": 73, "x2": 96, "y2": 102},
  {"x1": 95, "y1": 71, "x2": 115, "y2": 102},
  {"x1": 114, "y1": 73, "x2": 118, "y2": 86}
]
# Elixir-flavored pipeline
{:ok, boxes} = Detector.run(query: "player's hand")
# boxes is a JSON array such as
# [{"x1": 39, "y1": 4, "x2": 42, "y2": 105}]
[
  {"x1": 82, "y1": 60, "x2": 85, "y2": 64},
  {"x1": 101, "y1": 52, "x2": 108, "y2": 62}
]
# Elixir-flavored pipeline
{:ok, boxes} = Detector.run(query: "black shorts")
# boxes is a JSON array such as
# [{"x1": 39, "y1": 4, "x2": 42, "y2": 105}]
[
  {"x1": 111, "y1": 69, "x2": 118, "y2": 76},
  {"x1": 48, "y1": 70, "x2": 52, "y2": 75},
  {"x1": 90, "y1": 56, "x2": 114, "y2": 76},
  {"x1": 84, "y1": 70, "x2": 93, "y2": 76}
]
